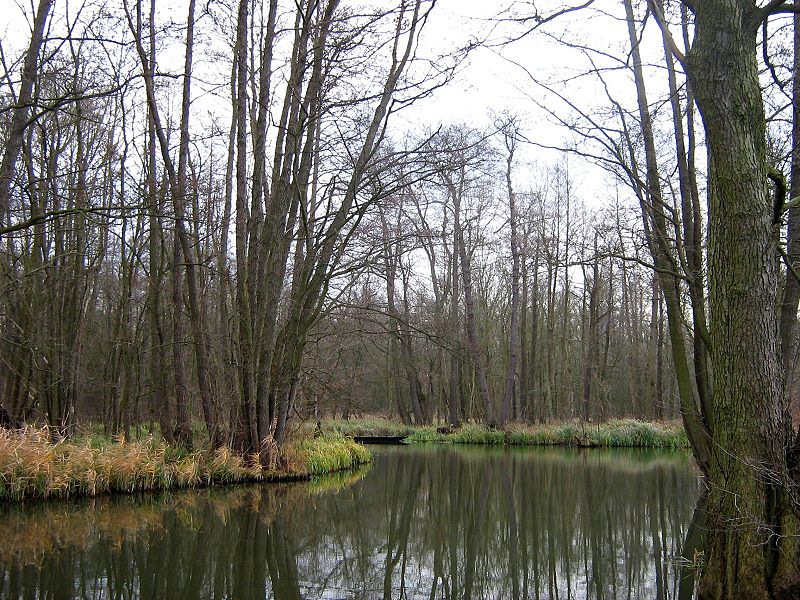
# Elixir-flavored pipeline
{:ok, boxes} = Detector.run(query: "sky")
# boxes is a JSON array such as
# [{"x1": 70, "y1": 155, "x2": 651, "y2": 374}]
[
  {"x1": 394, "y1": 0, "x2": 654, "y2": 207},
  {"x1": 0, "y1": 0, "x2": 679, "y2": 211}
]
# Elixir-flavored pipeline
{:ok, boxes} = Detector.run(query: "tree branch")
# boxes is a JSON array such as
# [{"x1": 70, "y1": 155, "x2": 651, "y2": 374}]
[{"x1": 648, "y1": 0, "x2": 686, "y2": 66}]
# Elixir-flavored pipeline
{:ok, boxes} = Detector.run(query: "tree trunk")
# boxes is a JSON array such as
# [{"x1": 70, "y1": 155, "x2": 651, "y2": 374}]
[
  {"x1": 175, "y1": 0, "x2": 218, "y2": 446},
  {"x1": 779, "y1": 9, "x2": 800, "y2": 399},
  {"x1": 520, "y1": 238, "x2": 529, "y2": 421},
  {"x1": 658, "y1": 0, "x2": 712, "y2": 418},
  {"x1": 581, "y1": 234, "x2": 600, "y2": 422},
  {"x1": 0, "y1": 0, "x2": 53, "y2": 219},
  {"x1": 380, "y1": 207, "x2": 424, "y2": 424},
  {"x1": 500, "y1": 125, "x2": 520, "y2": 426},
  {"x1": 624, "y1": 0, "x2": 710, "y2": 465},
  {"x1": 170, "y1": 232, "x2": 192, "y2": 448},
  {"x1": 451, "y1": 183, "x2": 493, "y2": 425},
  {"x1": 529, "y1": 250, "x2": 540, "y2": 420},
  {"x1": 448, "y1": 219, "x2": 462, "y2": 427},
  {"x1": 683, "y1": 2, "x2": 798, "y2": 596},
  {"x1": 232, "y1": 0, "x2": 259, "y2": 453}
]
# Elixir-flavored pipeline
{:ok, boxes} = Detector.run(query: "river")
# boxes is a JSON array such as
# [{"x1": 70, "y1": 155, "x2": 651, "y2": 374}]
[{"x1": 0, "y1": 444, "x2": 701, "y2": 599}]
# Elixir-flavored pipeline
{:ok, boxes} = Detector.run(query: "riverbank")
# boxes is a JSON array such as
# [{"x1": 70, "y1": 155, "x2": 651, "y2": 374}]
[
  {"x1": 324, "y1": 417, "x2": 689, "y2": 449},
  {"x1": 0, "y1": 427, "x2": 372, "y2": 502}
]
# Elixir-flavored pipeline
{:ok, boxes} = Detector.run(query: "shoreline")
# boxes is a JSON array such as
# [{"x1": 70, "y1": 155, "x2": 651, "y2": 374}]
[
  {"x1": 0, "y1": 428, "x2": 372, "y2": 503},
  {"x1": 326, "y1": 417, "x2": 689, "y2": 449},
  {"x1": 1, "y1": 418, "x2": 687, "y2": 503}
]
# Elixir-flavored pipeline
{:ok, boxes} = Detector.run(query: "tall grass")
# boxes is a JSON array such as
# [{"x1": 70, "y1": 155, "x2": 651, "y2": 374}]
[
  {"x1": 323, "y1": 417, "x2": 413, "y2": 438},
  {"x1": 288, "y1": 433, "x2": 373, "y2": 476},
  {"x1": 0, "y1": 426, "x2": 371, "y2": 502},
  {"x1": 502, "y1": 419, "x2": 688, "y2": 448},
  {"x1": 326, "y1": 418, "x2": 689, "y2": 449}
]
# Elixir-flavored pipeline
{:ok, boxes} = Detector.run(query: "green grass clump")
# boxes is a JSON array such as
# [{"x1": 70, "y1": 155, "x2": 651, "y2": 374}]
[
  {"x1": 451, "y1": 424, "x2": 505, "y2": 445},
  {"x1": 588, "y1": 419, "x2": 688, "y2": 448},
  {"x1": 405, "y1": 427, "x2": 446, "y2": 443},
  {"x1": 506, "y1": 429, "x2": 550, "y2": 445},
  {"x1": 288, "y1": 434, "x2": 372, "y2": 476},
  {"x1": 508, "y1": 419, "x2": 689, "y2": 448}
]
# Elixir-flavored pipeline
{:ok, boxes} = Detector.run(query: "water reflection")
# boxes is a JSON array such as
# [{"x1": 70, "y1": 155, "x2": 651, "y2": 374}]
[{"x1": 0, "y1": 445, "x2": 700, "y2": 599}]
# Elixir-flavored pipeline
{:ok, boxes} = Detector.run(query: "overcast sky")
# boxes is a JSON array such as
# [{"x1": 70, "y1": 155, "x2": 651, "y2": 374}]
[
  {"x1": 397, "y1": 0, "x2": 652, "y2": 206},
  {"x1": 1, "y1": 0, "x2": 680, "y2": 209}
]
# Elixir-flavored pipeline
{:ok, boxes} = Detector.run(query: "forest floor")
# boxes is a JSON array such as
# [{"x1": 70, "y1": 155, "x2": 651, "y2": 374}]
[
  {"x1": 323, "y1": 417, "x2": 689, "y2": 449},
  {"x1": 0, "y1": 426, "x2": 371, "y2": 502}
]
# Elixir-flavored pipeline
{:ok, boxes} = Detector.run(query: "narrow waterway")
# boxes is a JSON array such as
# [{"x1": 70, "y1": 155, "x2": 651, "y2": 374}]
[{"x1": 0, "y1": 444, "x2": 701, "y2": 599}]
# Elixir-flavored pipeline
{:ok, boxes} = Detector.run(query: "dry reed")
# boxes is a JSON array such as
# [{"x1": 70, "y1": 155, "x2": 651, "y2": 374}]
[{"x1": 0, "y1": 426, "x2": 371, "y2": 502}]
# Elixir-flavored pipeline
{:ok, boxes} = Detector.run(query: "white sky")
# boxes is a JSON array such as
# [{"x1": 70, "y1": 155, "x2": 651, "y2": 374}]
[
  {"x1": 0, "y1": 0, "x2": 689, "y2": 211},
  {"x1": 394, "y1": 0, "x2": 658, "y2": 208}
]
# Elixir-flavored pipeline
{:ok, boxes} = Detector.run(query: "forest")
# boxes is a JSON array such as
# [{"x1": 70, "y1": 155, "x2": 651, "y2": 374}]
[
  {"x1": 2, "y1": 0, "x2": 800, "y2": 597},
  {"x1": 0, "y1": 0, "x2": 704, "y2": 446}
]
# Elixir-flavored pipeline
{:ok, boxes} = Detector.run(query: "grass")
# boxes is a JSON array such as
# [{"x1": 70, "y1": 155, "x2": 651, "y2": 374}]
[
  {"x1": 322, "y1": 418, "x2": 689, "y2": 449},
  {"x1": 1, "y1": 417, "x2": 685, "y2": 501},
  {"x1": 288, "y1": 434, "x2": 373, "y2": 476},
  {"x1": 0, "y1": 426, "x2": 372, "y2": 502},
  {"x1": 323, "y1": 417, "x2": 414, "y2": 438}
]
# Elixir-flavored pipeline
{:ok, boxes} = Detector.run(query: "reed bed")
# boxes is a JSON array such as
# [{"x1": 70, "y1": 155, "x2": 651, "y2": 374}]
[
  {"x1": 0, "y1": 426, "x2": 372, "y2": 502},
  {"x1": 289, "y1": 434, "x2": 373, "y2": 476},
  {"x1": 325, "y1": 418, "x2": 688, "y2": 449},
  {"x1": 323, "y1": 417, "x2": 413, "y2": 438},
  {"x1": 510, "y1": 419, "x2": 689, "y2": 448}
]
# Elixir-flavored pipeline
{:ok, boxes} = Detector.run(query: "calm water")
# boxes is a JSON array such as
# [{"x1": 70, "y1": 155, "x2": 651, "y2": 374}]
[{"x1": 0, "y1": 445, "x2": 701, "y2": 600}]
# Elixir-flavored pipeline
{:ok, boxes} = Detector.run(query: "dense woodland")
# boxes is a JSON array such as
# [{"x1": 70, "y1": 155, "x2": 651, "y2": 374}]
[
  {"x1": 4, "y1": 1, "x2": 800, "y2": 595},
  {"x1": 0, "y1": 0, "x2": 703, "y2": 445}
]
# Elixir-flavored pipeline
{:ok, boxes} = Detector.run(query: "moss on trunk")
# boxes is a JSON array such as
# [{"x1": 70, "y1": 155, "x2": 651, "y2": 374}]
[{"x1": 685, "y1": 1, "x2": 799, "y2": 597}]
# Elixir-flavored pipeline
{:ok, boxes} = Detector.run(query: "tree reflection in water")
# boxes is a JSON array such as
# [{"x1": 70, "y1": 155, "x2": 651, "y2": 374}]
[{"x1": 0, "y1": 446, "x2": 700, "y2": 599}]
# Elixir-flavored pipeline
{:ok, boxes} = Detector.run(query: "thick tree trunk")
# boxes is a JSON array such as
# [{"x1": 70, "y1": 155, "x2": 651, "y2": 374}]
[
  {"x1": 545, "y1": 245, "x2": 557, "y2": 419},
  {"x1": 400, "y1": 273, "x2": 428, "y2": 424},
  {"x1": 141, "y1": 0, "x2": 173, "y2": 445},
  {"x1": 170, "y1": 233, "x2": 192, "y2": 448},
  {"x1": 529, "y1": 251, "x2": 540, "y2": 420},
  {"x1": 232, "y1": 0, "x2": 259, "y2": 453},
  {"x1": 392, "y1": 336, "x2": 412, "y2": 424},
  {"x1": 684, "y1": 2, "x2": 798, "y2": 597},
  {"x1": 451, "y1": 185, "x2": 493, "y2": 425},
  {"x1": 581, "y1": 235, "x2": 600, "y2": 423},
  {"x1": 659, "y1": 0, "x2": 711, "y2": 416},
  {"x1": 519, "y1": 242, "x2": 529, "y2": 420},
  {"x1": 448, "y1": 227, "x2": 462, "y2": 427},
  {"x1": 129, "y1": 0, "x2": 215, "y2": 449},
  {"x1": 175, "y1": 0, "x2": 218, "y2": 447},
  {"x1": 646, "y1": 272, "x2": 658, "y2": 420},
  {"x1": 380, "y1": 207, "x2": 424, "y2": 425}
]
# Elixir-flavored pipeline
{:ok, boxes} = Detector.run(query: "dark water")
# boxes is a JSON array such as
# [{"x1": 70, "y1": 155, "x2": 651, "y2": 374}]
[{"x1": 0, "y1": 445, "x2": 701, "y2": 600}]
